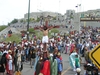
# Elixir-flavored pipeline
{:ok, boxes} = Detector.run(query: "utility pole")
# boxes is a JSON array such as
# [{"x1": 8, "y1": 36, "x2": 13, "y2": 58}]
[{"x1": 27, "y1": 0, "x2": 30, "y2": 40}]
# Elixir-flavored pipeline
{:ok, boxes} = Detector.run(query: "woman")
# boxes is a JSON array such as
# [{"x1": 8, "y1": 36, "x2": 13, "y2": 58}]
[{"x1": 0, "y1": 53, "x2": 7, "y2": 75}]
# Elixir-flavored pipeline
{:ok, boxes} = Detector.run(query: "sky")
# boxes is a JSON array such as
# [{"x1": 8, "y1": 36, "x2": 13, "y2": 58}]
[{"x1": 0, "y1": 0, "x2": 100, "y2": 25}]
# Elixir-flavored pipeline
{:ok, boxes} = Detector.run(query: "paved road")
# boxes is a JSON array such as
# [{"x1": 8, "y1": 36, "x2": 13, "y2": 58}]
[{"x1": 17, "y1": 53, "x2": 85, "y2": 75}]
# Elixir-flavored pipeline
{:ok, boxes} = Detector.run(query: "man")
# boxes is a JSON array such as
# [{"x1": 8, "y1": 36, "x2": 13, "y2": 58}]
[
  {"x1": 39, "y1": 26, "x2": 53, "y2": 51},
  {"x1": 41, "y1": 51, "x2": 50, "y2": 75},
  {"x1": 8, "y1": 29, "x2": 12, "y2": 37},
  {"x1": 29, "y1": 46, "x2": 36, "y2": 68}
]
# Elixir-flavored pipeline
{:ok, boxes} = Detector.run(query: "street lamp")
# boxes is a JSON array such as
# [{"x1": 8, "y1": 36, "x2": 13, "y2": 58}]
[{"x1": 27, "y1": 0, "x2": 30, "y2": 40}]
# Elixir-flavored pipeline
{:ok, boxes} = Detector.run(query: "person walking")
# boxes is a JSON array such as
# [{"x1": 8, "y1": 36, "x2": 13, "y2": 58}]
[
  {"x1": 8, "y1": 50, "x2": 13, "y2": 75},
  {"x1": 0, "y1": 53, "x2": 6, "y2": 75},
  {"x1": 30, "y1": 47, "x2": 36, "y2": 68}
]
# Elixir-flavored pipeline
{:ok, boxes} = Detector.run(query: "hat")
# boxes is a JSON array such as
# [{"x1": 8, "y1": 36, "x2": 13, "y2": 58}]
[
  {"x1": 17, "y1": 44, "x2": 21, "y2": 47},
  {"x1": 76, "y1": 68, "x2": 81, "y2": 73},
  {"x1": 57, "y1": 52, "x2": 61, "y2": 56},
  {"x1": 50, "y1": 53, "x2": 53, "y2": 57},
  {"x1": 39, "y1": 73, "x2": 43, "y2": 75},
  {"x1": 8, "y1": 50, "x2": 12, "y2": 53},
  {"x1": 9, "y1": 41, "x2": 12, "y2": 43},
  {"x1": 40, "y1": 57, "x2": 43, "y2": 60}
]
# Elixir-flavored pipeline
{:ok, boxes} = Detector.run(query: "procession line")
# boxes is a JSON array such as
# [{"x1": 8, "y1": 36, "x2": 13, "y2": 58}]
[{"x1": 62, "y1": 67, "x2": 71, "y2": 75}]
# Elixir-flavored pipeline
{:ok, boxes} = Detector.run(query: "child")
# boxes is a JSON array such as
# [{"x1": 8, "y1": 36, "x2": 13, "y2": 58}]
[
  {"x1": 56, "y1": 52, "x2": 63, "y2": 75},
  {"x1": 75, "y1": 54, "x2": 80, "y2": 69}
]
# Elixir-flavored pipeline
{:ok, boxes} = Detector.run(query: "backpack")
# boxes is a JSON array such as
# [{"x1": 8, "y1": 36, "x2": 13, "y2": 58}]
[
  {"x1": 31, "y1": 52, "x2": 36, "y2": 58},
  {"x1": 30, "y1": 49, "x2": 36, "y2": 59}
]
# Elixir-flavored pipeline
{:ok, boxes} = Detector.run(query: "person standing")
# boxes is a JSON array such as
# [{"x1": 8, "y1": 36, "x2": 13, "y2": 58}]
[
  {"x1": 30, "y1": 47, "x2": 36, "y2": 68},
  {"x1": 17, "y1": 50, "x2": 21, "y2": 71},
  {"x1": 41, "y1": 51, "x2": 50, "y2": 75},
  {"x1": 75, "y1": 55, "x2": 80, "y2": 69},
  {"x1": 69, "y1": 50, "x2": 78, "y2": 71},
  {"x1": 35, "y1": 56, "x2": 43, "y2": 75},
  {"x1": 0, "y1": 53, "x2": 6, "y2": 75},
  {"x1": 8, "y1": 50, "x2": 13, "y2": 75},
  {"x1": 14, "y1": 49, "x2": 18, "y2": 72},
  {"x1": 56, "y1": 52, "x2": 63, "y2": 75},
  {"x1": 8, "y1": 29, "x2": 12, "y2": 37}
]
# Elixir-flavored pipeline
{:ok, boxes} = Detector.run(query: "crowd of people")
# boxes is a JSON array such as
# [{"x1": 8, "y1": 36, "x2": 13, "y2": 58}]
[{"x1": 0, "y1": 26, "x2": 99, "y2": 75}]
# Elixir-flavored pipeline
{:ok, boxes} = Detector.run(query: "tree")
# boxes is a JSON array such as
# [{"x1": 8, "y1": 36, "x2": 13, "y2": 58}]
[
  {"x1": 30, "y1": 18, "x2": 35, "y2": 22},
  {"x1": 23, "y1": 19, "x2": 26, "y2": 23},
  {"x1": 10, "y1": 19, "x2": 18, "y2": 24},
  {"x1": 36, "y1": 17, "x2": 40, "y2": 22},
  {"x1": 20, "y1": 19, "x2": 24, "y2": 23},
  {"x1": 70, "y1": 13, "x2": 74, "y2": 19},
  {"x1": 8, "y1": 23, "x2": 11, "y2": 26},
  {"x1": 53, "y1": 17, "x2": 56, "y2": 20}
]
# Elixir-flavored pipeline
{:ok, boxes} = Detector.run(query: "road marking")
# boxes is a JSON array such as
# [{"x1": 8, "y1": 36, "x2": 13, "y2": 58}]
[{"x1": 62, "y1": 67, "x2": 71, "y2": 75}]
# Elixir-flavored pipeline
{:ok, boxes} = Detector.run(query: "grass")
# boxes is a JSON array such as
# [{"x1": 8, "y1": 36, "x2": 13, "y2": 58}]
[
  {"x1": 1, "y1": 28, "x2": 59, "y2": 43},
  {"x1": 4, "y1": 34, "x2": 21, "y2": 43},
  {"x1": 0, "y1": 25, "x2": 8, "y2": 32}
]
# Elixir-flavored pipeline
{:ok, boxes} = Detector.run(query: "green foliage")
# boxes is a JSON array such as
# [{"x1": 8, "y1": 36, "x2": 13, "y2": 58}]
[
  {"x1": 36, "y1": 17, "x2": 40, "y2": 22},
  {"x1": 26, "y1": 19, "x2": 28, "y2": 22},
  {"x1": 20, "y1": 19, "x2": 24, "y2": 23},
  {"x1": 29, "y1": 28, "x2": 35, "y2": 33},
  {"x1": 35, "y1": 30, "x2": 43, "y2": 39},
  {"x1": 48, "y1": 28, "x2": 59, "y2": 37},
  {"x1": 26, "y1": 18, "x2": 35, "y2": 22},
  {"x1": 53, "y1": 17, "x2": 56, "y2": 20},
  {"x1": 8, "y1": 23, "x2": 11, "y2": 26},
  {"x1": 30, "y1": 18, "x2": 35, "y2": 22},
  {"x1": 0, "y1": 25, "x2": 7, "y2": 31},
  {"x1": 1, "y1": 28, "x2": 59, "y2": 43},
  {"x1": 50, "y1": 28, "x2": 59, "y2": 33},
  {"x1": 10, "y1": 19, "x2": 18, "y2": 24},
  {"x1": 23, "y1": 19, "x2": 26, "y2": 23}
]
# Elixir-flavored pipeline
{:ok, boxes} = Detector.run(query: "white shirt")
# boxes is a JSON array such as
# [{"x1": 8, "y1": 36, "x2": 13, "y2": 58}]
[
  {"x1": 9, "y1": 54, "x2": 12, "y2": 63},
  {"x1": 3, "y1": 50, "x2": 8, "y2": 54}
]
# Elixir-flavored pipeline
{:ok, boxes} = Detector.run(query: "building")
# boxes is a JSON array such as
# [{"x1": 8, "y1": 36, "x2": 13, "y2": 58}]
[
  {"x1": 10, "y1": 9, "x2": 100, "y2": 31},
  {"x1": 24, "y1": 11, "x2": 62, "y2": 20},
  {"x1": 66, "y1": 10, "x2": 75, "y2": 19}
]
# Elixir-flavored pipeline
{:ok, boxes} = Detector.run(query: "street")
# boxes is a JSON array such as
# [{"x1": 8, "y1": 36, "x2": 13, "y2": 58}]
[{"x1": 19, "y1": 53, "x2": 85, "y2": 75}]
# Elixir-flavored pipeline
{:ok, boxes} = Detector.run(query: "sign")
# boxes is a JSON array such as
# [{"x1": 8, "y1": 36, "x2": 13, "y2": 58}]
[
  {"x1": 89, "y1": 44, "x2": 100, "y2": 69},
  {"x1": 80, "y1": 17, "x2": 100, "y2": 21}
]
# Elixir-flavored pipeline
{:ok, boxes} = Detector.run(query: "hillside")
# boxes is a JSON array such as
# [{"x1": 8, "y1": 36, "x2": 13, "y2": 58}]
[{"x1": 0, "y1": 25, "x2": 8, "y2": 32}]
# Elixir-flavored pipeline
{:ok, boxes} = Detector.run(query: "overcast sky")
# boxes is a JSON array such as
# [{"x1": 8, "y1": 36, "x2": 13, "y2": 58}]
[{"x1": 0, "y1": 0, "x2": 100, "y2": 25}]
